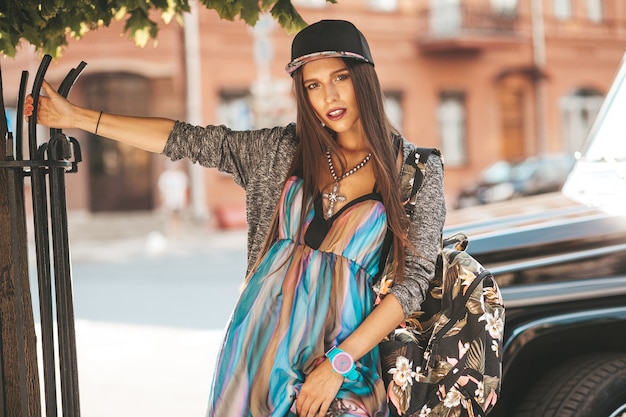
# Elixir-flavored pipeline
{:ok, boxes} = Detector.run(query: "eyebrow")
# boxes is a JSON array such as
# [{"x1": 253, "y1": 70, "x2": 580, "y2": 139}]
[{"x1": 303, "y1": 66, "x2": 349, "y2": 84}]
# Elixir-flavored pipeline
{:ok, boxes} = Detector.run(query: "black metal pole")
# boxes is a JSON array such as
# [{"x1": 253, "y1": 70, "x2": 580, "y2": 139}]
[
  {"x1": 19, "y1": 66, "x2": 60, "y2": 417},
  {"x1": 16, "y1": 71, "x2": 28, "y2": 162},
  {"x1": 27, "y1": 55, "x2": 58, "y2": 417},
  {"x1": 47, "y1": 62, "x2": 86, "y2": 417},
  {"x1": 47, "y1": 136, "x2": 79, "y2": 417}
]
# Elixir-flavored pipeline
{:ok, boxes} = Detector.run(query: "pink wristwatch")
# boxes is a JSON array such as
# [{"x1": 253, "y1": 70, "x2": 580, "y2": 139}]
[{"x1": 325, "y1": 346, "x2": 359, "y2": 381}]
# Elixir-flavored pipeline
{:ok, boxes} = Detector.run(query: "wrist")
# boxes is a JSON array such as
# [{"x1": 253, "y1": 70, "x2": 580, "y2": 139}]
[
  {"x1": 325, "y1": 346, "x2": 359, "y2": 381},
  {"x1": 74, "y1": 107, "x2": 97, "y2": 132}
]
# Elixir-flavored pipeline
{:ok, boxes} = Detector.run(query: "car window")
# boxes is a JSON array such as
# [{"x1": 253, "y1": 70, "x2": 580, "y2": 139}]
[
  {"x1": 563, "y1": 54, "x2": 626, "y2": 214},
  {"x1": 481, "y1": 161, "x2": 512, "y2": 183},
  {"x1": 510, "y1": 158, "x2": 538, "y2": 182}
]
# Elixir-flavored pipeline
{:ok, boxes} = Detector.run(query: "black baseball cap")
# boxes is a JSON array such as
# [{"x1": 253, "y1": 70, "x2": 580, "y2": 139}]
[{"x1": 285, "y1": 20, "x2": 375, "y2": 76}]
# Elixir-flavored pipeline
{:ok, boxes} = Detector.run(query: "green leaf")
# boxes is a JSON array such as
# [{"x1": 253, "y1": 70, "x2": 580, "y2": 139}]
[
  {"x1": 0, "y1": 37, "x2": 17, "y2": 57},
  {"x1": 239, "y1": 0, "x2": 261, "y2": 26},
  {"x1": 200, "y1": 0, "x2": 243, "y2": 21},
  {"x1": 124, "y1": 8, "x2": 159, "y2": 47},
  {"x1": 270, "y1": 0, "x2": 306, "y2": 34}
]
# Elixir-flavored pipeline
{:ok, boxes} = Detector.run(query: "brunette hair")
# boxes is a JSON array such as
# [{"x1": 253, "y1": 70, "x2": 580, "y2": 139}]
[{"x1": 252, "y1": 59, "x2": 411, "y2": 283}]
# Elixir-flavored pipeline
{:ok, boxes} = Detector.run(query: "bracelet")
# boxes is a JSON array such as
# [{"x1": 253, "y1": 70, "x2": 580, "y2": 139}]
[{"x1": 95, "y1": 111, "x2": 103, "y2": 135}]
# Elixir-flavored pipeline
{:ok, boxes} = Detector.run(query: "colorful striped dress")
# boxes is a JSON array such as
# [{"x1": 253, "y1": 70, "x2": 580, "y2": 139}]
[{"x1": 208, "y1": 175, "x2": 389, "y2": 417}]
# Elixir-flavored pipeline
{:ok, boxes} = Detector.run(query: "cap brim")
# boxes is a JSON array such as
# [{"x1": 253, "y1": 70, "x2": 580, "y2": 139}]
[{"x1": 285, "y1": 51, "x2": 372, "y2": 76}]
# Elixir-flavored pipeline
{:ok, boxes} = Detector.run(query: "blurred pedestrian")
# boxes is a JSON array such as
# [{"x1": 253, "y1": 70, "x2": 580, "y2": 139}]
[{"x1": 157, "y1": 162, "x2": 188, "y2": 239}]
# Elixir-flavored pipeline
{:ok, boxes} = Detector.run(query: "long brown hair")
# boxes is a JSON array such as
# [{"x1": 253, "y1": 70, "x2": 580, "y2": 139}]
[{"x1": 252, "y1": 59, "x2": 410, "y2": 283}]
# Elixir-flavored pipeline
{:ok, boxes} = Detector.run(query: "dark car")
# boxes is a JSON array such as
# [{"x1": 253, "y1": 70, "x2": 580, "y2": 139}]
[
  {"x1": 455, "y1": 153, "x2": 575, "y2": 209},
  {"x1": 455, "y1": 160, "x2": 515, "y2": 208},
  {"x1": 508, "y1": 153, "x2": 575, "y2": 196},
  {"x1": 445, "y1": 55, "x2": 626, "y2": 416}
]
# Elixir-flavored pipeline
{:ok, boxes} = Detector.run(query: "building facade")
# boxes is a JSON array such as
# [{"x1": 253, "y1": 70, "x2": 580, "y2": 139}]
[{"x1": 2, "y1": 0, "x2": 625, "y2": 227}]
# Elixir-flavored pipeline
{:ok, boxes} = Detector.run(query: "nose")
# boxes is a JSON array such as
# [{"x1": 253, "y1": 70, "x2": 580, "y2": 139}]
[{"x1": 324, "y1": 84, "x2": 339, "y2": 103}]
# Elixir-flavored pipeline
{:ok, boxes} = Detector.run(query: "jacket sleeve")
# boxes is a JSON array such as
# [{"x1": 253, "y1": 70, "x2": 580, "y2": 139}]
[
  {"x1": 161, "y1": 121, "x2": 298, "y2": 271},
  {"x1": 389, "y1": 151, "x2": 447, "y2": 317},
  {"x1": 162, "y1": 121, "x2": 295, "y2": 190}
]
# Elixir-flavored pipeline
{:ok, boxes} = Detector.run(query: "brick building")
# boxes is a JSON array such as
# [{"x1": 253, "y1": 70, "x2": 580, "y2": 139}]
[{"x1": 2, "y1": 0, "x2": 625, "y2": 227}]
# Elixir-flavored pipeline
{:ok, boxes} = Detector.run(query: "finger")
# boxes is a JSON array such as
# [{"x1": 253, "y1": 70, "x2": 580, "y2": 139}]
[
  {"x1": 41, "y1": 80, "x2": 54, "y2": 96},
  {"x1": 297, "y1": 397, "x2": 314, "y2": 417},
  {"x1": 300, "y1": 400, "x2": 314, "y2": 417},
  {"x1": 318, "y1": 398, "x2": 332, "y2": 417},
  {"x1": 307, "y1": 400, "x2": 322, "y2": 417},
  {"x1": 41, "y1": 80, "x2": 62, "y2": 102},
  {"x1": 295, "y1": 396, "x2": 303, "y2": 415},
  {"x1": 24, "y1": 95, "x2": 33, "y2": 117}
]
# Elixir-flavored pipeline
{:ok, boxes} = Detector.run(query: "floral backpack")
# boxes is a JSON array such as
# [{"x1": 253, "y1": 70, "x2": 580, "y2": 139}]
[{"x1": 373, "y1": 146, "x2": 505, "y2": 417}]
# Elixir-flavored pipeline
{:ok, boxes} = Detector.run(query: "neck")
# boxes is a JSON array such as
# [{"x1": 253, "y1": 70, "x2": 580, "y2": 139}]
[{"x1": 335, "y1": 130, "x2": 369, "y2": 153}]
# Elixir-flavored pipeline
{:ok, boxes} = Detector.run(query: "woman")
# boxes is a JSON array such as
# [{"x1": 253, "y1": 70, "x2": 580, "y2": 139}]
[{"x1": 26, "y1": 19, "x2": 446, "y2": 417}]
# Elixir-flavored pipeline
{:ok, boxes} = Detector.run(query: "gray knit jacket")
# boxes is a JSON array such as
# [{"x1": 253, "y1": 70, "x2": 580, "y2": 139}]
[{"x1": 163, "y1": 121, "x2": 447, "y2": 317}]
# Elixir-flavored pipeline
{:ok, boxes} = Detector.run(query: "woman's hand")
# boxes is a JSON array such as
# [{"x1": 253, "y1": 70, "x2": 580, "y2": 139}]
[
  {"x1": 25, "y1": 81, "x2": 77, "y2": 129},
  {"x1": 296, "y1": 359, "x2": 344, "y2": 417}
]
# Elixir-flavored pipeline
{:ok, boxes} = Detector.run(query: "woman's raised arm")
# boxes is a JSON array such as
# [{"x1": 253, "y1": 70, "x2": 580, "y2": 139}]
[{"x1": 25, "y1": 81, "x2": 176, "y2": 153}]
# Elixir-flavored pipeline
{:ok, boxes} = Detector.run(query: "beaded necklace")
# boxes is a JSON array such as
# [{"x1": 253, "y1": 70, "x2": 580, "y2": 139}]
[{"x1": 322, "y1": 148, "x2": 372, "y2": 219}]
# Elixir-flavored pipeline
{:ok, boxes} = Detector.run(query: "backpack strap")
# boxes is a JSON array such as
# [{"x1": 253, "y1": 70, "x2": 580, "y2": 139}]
[
  {"x1": 373, "y1": 142, "x2": 441, "y2": 287},
  {"x1": 402, "y1": 147, "x2": 442, "y2": 218}
]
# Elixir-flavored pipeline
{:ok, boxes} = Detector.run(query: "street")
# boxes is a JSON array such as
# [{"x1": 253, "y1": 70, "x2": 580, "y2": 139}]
[
  {"x1": 70, "y1": 249, "x2": 244, "y2": 329},
  {"x1": 30, "y1": 227, "x2": 247, "y2": 417}
]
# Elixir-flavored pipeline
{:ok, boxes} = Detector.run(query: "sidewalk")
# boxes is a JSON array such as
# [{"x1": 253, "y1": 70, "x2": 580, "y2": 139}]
[
  {"x1": 73, "y1": 321, "x2": 223, "y2": 417},
  {"x1": 65, "y1": 210, "x2": 247, "y2": 262}
]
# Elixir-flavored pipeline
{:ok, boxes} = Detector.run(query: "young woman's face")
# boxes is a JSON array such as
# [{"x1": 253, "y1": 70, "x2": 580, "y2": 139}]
[{"x1": 301, "y1": 57, "x2": 362, "y2": 138}]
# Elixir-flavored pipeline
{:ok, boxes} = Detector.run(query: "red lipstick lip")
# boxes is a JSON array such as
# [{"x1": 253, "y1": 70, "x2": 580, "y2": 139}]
[{"x1": 326, "y1": 108, "x2": 346, "y2": 121}]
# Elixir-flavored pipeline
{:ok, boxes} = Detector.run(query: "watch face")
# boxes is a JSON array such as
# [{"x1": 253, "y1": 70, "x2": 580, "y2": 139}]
[{"x1": 331, "y1": 352, "x2": 353, "y2": 374}]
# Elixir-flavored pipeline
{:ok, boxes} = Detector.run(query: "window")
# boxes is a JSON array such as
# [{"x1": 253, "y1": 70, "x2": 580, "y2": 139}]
[
  {"x1": 553, "y1": 0, "x2": 572, "y2": 20},
  {"x1": 560, "y1": 88, "x2": 604, "y2": 153},
  {"x1": 586, "y1": 0, "x2": 603, "y2": 22},
  {"x1": 217, "y1": 91, "x2": 254, "y2": 131},
  {"x1": 437, "y1": 92, "x2": 466, "y2": 167},
  {"x1": 429, "y1": 0, "x2": 462, "y2": 36},
  {"x1": 491, "y1": 0, "x2": 518, "y2": 15},
  {"x1": 369, "y1": 0, "x2": 397, "y2": 12}
]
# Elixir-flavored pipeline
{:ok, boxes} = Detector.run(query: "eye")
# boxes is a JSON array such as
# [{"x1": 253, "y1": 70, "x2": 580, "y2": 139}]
[
  {"x1": 335, "y1": 73, "x2": 349, "y2": 82},
  {"x1": 305, "y1": 82, "x2": 319, "y2": 90}
]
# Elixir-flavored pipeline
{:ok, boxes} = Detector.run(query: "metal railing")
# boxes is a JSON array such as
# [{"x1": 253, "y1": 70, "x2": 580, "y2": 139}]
[
  {"x1": 417, "y1": 4, "x2": 520, "y2": 39},
  {"x1": 0, "y1": 55, "x2": 85, "y2": 417},
  {"x1": 417, "y1": 3, "x2": 626, "y2": 42}
]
